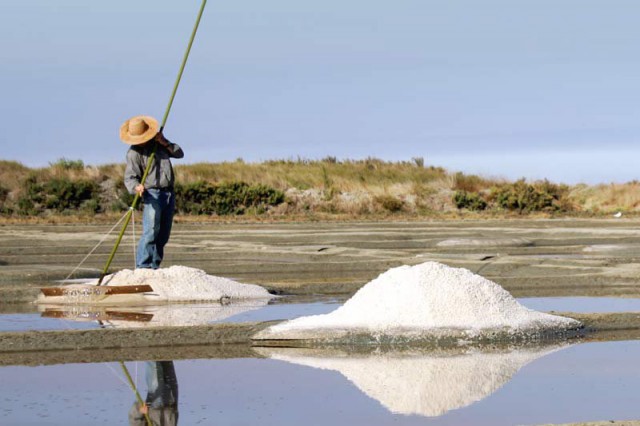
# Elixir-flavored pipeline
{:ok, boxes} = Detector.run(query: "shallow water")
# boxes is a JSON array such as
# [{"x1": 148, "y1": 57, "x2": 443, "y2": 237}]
[
  {"x1": 0, "y1": 340, "x2": 639, "y2": 425},
  {"x1": 2, "y1": 296, "x2": 640, "y2": 332},
  {"x1": 0, "y1": 297, "x2": 342, "y2": 332},
  {"x1": 520, "y1": 296, "x2": 640, "y2": 313}
]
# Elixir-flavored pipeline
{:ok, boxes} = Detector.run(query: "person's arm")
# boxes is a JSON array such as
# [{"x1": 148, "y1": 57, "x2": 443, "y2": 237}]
[
  {"x1": 154, "y1": 132, "x2": 184, "y2": 159},
  {"x1": 124, "y1": 149, "x2": 144, "y2": 195}
]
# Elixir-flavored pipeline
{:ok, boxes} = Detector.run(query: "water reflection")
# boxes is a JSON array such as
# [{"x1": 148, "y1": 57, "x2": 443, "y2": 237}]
[
  {"x1": 257, "y1": 343, "x2": 571, "y2": 417},
  {"x1": 37, "y1": 299, "x2": 269, "y2": 328},
  {"x1": 128, "y1": 361, "x2": 179, "y2": 426}
]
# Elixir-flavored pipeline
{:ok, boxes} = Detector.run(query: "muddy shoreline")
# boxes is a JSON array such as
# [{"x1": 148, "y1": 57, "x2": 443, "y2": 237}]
[{"x1": 2, "y1": 312, "x2": 640, "y2": 364}]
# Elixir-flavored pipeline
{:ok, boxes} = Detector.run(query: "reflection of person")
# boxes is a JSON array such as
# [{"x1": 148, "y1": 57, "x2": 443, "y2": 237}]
[
  {"x1": 129, "y1": 361, "x2": 179, "y2": 426},
  {"x1": 121, "y1": 115, "x2": 184, "y2": 269}
]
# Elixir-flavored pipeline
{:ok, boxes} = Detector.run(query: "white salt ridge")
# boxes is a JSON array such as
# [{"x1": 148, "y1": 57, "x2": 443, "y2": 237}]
[
  {"x1": 256, "y1": 261, "x2": 581, "y2": 340},
  {"x1": 102, "y1": 265, "x2": 272, "y2": 302}
]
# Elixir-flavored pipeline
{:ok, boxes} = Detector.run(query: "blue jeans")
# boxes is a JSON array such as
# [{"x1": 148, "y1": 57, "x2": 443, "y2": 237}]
[{"x1": 137, "y1": 189, "x2": 175, "y2": 269}]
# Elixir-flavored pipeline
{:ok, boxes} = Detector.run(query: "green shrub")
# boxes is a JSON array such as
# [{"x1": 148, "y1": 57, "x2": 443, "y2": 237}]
[
  {"x1": 453, "y1": 172, "x2": 486, "y2": 193},
  {"x1": 80, "y1": 199, "x2": 100, "y2": 214},
  {"x1": 0, "y1": 185, "x2": 12, "y2": 215},
  {"x1": 375, "y1": 195, "x2": 404, "y2": 212},
  {"x1": 0, "y1": 185, "x2": 8, "y2": 208},
  {"x1": 175, "y1": 181, "x2": 285, "y2": 215},
  {"x1": 453, "y1": 191, "x2": 487, "y2": 211},
  {"x1": 17, "y1": 175, "x2": 43, "y2": 215},
  {"x1": 492, "y1": 179, "x2": 570, "y2": 213},
  {"x1": 16, "y1": 197, "x2": 36, "y2": 215},
  {"x1": 23, "y1": 175, "x2": 44, "y2": 203},
  {"x1": 43, "y1": 178, "x2": 97, "y2": 211},
  {"x1": 17, "y1": 176, "x2": 99, "y2": 215},
  {"x1": 110, "y1": 180, "x2": 136, "y2": 212},
  {"x1": 49, "y1": 158, "x2": 85, "y2": 170}
]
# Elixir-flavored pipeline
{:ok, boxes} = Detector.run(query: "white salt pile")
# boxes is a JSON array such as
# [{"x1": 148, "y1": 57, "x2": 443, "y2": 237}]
[
  {"x1": 37, "y1": 265, "x2": 272, "y2": 305},
  {"x1": 258, "y1": 344, "x2": 569, "y2": 417},
  {"x1": 103, "y1": 266, "x2": 271, "y2": 301},
  {"x1": 254, "y1": 261, "x2": 581, "y2": 341}
]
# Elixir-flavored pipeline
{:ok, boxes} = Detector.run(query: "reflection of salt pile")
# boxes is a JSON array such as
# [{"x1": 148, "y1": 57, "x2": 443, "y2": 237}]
[
  {"x1": 38, "y1": 300, "x2": 269, "y2": 328},
  {"x1": 255, "y1": 261, "x2": 581, "y2": 341},
  {"x1": 37, "y1": 266, "x2": 272, "y2": 305},
  {"x1": 259, "y1": 344, "x2": 568, "y2": 417},
  {"x1": 113, "y1": 300, "x2": 268, "y2": 327}
]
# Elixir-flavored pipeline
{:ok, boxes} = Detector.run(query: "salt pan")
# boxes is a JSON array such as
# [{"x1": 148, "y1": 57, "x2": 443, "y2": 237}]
[
  {"x1": 254, "y1": 261, "x2": 581, "y2": 341},
  {"x1": 37, "y1": 265, "x2": 272, "y2": 305}
]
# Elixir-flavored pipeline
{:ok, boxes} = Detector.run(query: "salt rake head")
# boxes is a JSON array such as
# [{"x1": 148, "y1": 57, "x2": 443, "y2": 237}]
[{"x1": 40, "y1": 284, "x2": 153, "y2": 298}]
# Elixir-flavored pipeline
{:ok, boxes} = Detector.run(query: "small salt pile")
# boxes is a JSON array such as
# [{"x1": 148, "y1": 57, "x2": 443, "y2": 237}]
[
  {"x1": 101, "y1": 265, "x2": 272, "y2": 302},
  {"x1": 37, "y1": 266, "x2": 272, "y2": 305},
  {"x1": 254, "y1": 261, "x2": 581, "y2": 341}
]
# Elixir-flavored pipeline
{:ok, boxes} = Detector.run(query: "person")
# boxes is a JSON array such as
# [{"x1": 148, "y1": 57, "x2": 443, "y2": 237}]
[
  {"x1": 121, "y1": 115, "x2": 184, "y2": 269},
  {"x1": 128, "y1": 361, "x2": 179, "y2": 426}
]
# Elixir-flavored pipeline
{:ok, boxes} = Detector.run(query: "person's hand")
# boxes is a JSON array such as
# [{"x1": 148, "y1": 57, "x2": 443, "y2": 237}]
[
  {"x1": 139, "y1": 403, "x2": 149, "y2": 415},
  {"x1": 154, "y1": 131, "x2": 170, "y2": 148},
  {"x1": 135, "y1": 184, "x2": 145, "y2": 196}
]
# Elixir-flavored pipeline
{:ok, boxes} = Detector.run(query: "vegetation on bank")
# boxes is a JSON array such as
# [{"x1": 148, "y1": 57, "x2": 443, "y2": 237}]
[{"x1": 0, "y1": 157, "x2": 637, "y2": 219}]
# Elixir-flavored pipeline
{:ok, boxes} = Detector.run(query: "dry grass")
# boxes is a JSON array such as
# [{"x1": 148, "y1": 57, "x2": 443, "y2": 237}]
[
  {"x1": 0, "y1": 160, "x2": 30, "y2": 192},
  {"x1": 4, "y1": 157, "x2": 640, "y2": 220},
  {"x1": 175, "y1": 158, "x2": 447, "y2": 192},
  {"x1": 569, "y1": 182, "x2": 640, "y2": 213}
]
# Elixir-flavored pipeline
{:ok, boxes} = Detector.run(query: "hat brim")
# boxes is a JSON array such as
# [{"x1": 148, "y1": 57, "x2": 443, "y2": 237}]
[{"x1": 120, "y1": 115, "x2": 159, "y2": 145}]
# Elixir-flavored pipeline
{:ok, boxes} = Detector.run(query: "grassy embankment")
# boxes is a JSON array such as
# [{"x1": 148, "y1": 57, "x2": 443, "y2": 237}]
[{"x1": 1, "y1": 157, "x2": 639, "y2": 223}]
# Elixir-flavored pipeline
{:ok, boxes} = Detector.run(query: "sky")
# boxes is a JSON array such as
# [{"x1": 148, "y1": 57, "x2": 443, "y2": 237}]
[{"x1": 1, "y1": 0, "x2": 639, "y2": 184}]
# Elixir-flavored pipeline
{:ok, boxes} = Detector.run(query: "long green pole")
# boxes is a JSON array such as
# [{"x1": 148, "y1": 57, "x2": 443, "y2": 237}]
[
  {"x1": 97, "y1": 0, "x2": 208, "y2": 285},
  {"x1": 161, "y1": 0, "x2": 208, "y2": 132}
]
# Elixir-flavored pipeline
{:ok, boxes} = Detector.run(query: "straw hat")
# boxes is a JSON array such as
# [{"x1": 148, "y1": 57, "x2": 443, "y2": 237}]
[{"x1": 119, "y1": 115, "x2": 159, "y2": 145}]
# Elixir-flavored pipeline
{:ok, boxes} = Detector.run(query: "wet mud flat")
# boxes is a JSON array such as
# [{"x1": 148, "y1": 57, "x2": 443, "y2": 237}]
[{"x1": 3, "y1": 218, "x2": 640, "y2": 300}]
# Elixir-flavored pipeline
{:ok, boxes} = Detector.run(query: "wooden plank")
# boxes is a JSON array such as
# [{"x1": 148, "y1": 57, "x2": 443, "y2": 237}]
[{"x1": 40, "y1": 284, "x2": 153, "y2": 297}]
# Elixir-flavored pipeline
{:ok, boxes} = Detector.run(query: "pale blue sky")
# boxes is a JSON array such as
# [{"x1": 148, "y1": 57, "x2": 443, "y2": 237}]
[{"x1": 1, "y1": 0, "x2": 639, "y2": 183}]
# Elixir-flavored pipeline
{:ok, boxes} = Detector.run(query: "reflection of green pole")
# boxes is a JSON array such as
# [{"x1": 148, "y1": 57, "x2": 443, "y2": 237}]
[
  {"x1": 97, "y1": 0, "x2": 208, "y2": 285},
  {"x1": 120, "y1": 361, "x2": 152, "y2": 426}
]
